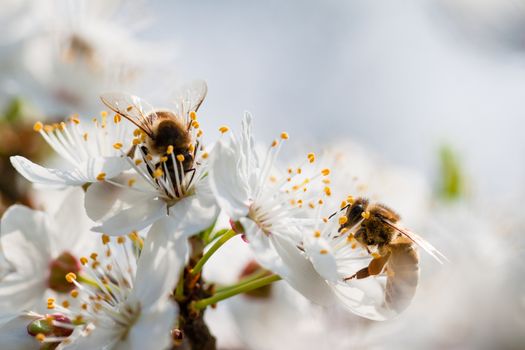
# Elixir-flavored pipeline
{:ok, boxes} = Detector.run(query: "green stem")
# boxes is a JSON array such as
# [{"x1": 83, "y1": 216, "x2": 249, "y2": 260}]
[
  {"x1": 215, "y1": 270, "x2": 269, "y2": 293},
  {"x1": 175, "y1": 271, "x2": 185, "y2": 300},
  {"x1": 192, "y1": 274, "x2": 281, "y2": 310},
  {"x1": 190, "y1": 230, "x2": 237, "y2": 276}
]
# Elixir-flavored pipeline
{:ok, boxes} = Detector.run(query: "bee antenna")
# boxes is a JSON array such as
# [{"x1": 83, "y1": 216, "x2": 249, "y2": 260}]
[{"x1": 328, "y1": 204, "x2": 350, "y2": 220}]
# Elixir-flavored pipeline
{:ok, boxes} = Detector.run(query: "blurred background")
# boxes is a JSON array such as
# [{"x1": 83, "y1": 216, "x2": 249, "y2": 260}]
[{"x1": 1, "y1": 0, "x2": 524, "y2": 349}]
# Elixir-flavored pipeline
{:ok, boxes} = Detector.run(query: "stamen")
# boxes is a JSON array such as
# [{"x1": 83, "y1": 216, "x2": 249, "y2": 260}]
[
  {"x1": 280, "y1": 132, "x2": 289, "y2": 140},
  {"x1": 271, "y1": 140, "x2": 279, "y2": 147},
  {"x1": 307, "y1": 153, "x2": 315, "y2": 163},
  {"x1": 80, "y1": 257, "x2": 88, "y2": 265},
  {"x1": 319, "y1": 249, "x2": 328, "y2": 255},
  {"x1": 167, "y1": 145, "x2": 174, "y2": 154},
  {"x1": 339, "y1": 216, "x2": 348, "y2": 225},
  {"x1": 65, "y1": 273, "x2": 77, "y2": 283},
  {"x1": 33, "y1": 122, "x2": 43, "y2": 132},
  {"x1": 101, "y1": 235, "x2": 110, "y2": 245},
  {"x1": 113, "y1": 142, "x2": 123, "y2": 150},
  {"x1": 219, "y1": 126, "x2": 229, "y2": 133},
  {"x1": 324, "y1": 186, "x2": 332, "y2": 196},
  {"x1": 314, "y1": 230, "x2": 321, "y2": 238},
  {"x1": 190, "y1": 111, "x2": 197, "y2": 120},
  {"x1": 96, "y1": 173, "x2": 106, "y2": 181},
  {"x1": 153, "y1": 168, "x2": 164, "y2": 178},
  {"x1": 128, "y1": 178, "x2": 136, "y2": 187},
  {"x1": 321, "y1": 168, "x2": 330, "y2": 176},
  {"x1": 176, "y1": 154, "x2": 185, "y2": 162},
  {"x1": 362, "y1": 211, "x2": 370, "y2": 219}
]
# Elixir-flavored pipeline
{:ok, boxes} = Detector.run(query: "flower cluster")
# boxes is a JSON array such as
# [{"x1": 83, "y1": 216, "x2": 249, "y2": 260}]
[{"x1": 0, "y1": 83, "x2": 441, "y2": 349}]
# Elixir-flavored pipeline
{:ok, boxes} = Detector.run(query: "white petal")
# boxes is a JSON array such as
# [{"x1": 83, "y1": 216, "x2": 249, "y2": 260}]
[
  {"x1": 132, "y1": 217, "x2": 189, "y2": 308},
  {"x1": 10, "y1": 156, "x2": 85, "y2": 188},
  {"x1": 90, "y1": 196, "x2": 165, "y2": 236},
  {"x1": 80, "y1": 156, "x2": 130, "y2": 182},
  {"x1": 241, "y1": 218, "x2": 335, "y2": 306},
  {"x1": 333, "y1": 280, "x2": 396, "y2": 321},
  {"x1": 304, "y1": 237, "x2": 339, "y2": 282},
  {"x1": 271, "y1": 235, "x2": 336, "y2": 306},
  {"x1": 0, "y1": 314, "x2": 40, "y2": 350},
  {"x1": 116, "y1": 302, "x2": 177, "y2": 350},
  {"x1": 1, "y1": 205, "x2": 51, "y2": 269},
  {"x1": 168, "y1": 194, "x2": 219, "y2": 238},
  {"x1": 59, "y1": 325, "x2": 120, "y2": 350},
  {"x1": 51, "y1": 188, "x2": 96, "y2": 254},
  {"x1": 84, "y1": 179, "x2": 152, "y2": 223},
  {"x1": 208, "y1": 140, "x2": 251, "y2": 220}
]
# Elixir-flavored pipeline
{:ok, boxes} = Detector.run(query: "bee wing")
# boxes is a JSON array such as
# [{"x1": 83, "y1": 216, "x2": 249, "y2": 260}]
[
  {"x1": 100, "y1": 93, "x2": 158, "y2": 137},
  {"x1": 382, "y1": 220, "x2": 448, "y2": 264},
  {"x1": 171, "y1": 80, "x2": 208, "y2": 118}
]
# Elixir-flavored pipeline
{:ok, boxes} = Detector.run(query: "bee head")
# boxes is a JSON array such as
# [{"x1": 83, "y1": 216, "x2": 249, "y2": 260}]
[{"x1": 340, "y1": 197, "x2": 369, "y2": 231}]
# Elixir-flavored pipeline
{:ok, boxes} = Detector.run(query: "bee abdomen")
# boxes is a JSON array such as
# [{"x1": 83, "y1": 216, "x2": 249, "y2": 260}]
[{"x1": 384, "y1": 243, "x2": 420, "y2": 313}]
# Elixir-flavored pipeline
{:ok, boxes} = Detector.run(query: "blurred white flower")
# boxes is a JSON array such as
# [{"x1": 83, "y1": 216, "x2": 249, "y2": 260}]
[
  {"x1": 0, "y1": 0, "x2": 169, "y2": 115},
  {"x1": 0, "y1": 188, "x2": 96, "y2": 323},
  {"x1": 10, "y1": 113, "x2": 132, "y2": 188},
  {"x1": 208, "y1": 113, "x2": 336, "y2": 305}
]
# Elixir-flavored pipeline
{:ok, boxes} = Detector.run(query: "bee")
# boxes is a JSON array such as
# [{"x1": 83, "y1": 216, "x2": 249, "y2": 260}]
[
  {"x1": 100, "y1": 81, "x2": 207, "y2": 185},
  {"x1": 336, "y1": 197, "x2": 446, "y2": 313}
]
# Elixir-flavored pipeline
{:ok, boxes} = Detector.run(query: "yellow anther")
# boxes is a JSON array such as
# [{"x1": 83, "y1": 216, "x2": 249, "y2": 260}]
[
  {"x1": 33, "y1": 121, "x2": 43, "y2": 132},
  {"x1": 319, "y1": 249, "x2": 329, "y2": 255},
  {"x1": 59, "y1": 122, "x2": 66, "y2": 130},
  {"x1": 96, "y1": 173, "x2": 106, "y2": 181},
  {"x1": 167, "y1": 145, "x2": 174, "y2": 154},
  {"x1": 219, "y1": 126, "x2": 229, "y2": 134},
  {"x1": 189, "y1": 144, "x2": 195, "y2": 153},
  {"x1": 290, "y1": 199, "x2": 296, "y2": 206},
  {"x1": 83, "y1": 132, "x2": 88, "y2": 141},
  {"x1": 307, "y1": 153, "x2": 315, "y2": 163},
  {"x1": 70, "y1": 290, "x2": 79, "y2": 298},
  {"x1": 92, "y1": 261, "x2": 100, "y2": 269},
  {"x1": 62, "y1": 300, "x2": 70, "y2": 308},
  {"x1": 160, "y1": 156, "x2": 168, "y2": 162},
  {"x1": 113, "y1": 142, "x2": 123, "y2": 150},
  {"x1": 318, "y1": 199, "x2": 324, "y2": 205},
  {"x1": 90, "y1": 253, "x2": 98, "y2": 260},
  {"x1": 297, "y1": 168, "x2": 302, "y2": 174},
  {"x1": 340, "y1": 201, "x2": 347, "y2": 209},
  {"x1": 362, "y1": 211, "x2": 370, "y2": 219},
  {"x1": 347, "y1": 195, "x2": 354, "y2": 204},
  {"x1": 128, "y1": 178, "x2": 136, "y2": 187},
  {"x1": 106, "y1": 264, "x2": 112, "y2": 271},
  {"x1": 153, "y1": 168, "x2": 164, "y2": 178},
  {"x1": 270, "y1": 176, "x2": 277, "y2": 183},
  {"x1": 280, "y1": 132, "x2": 289, "y2": 140},
  {"x1": 271, "y1": 140, "x2": 279, "y2": 147},
  {"x1": 351, "y1": 243, "x2": 357, "y2": 249},
  {"x1": 133, "y1": 129, "x2": 141, "y2": 137},
  {"x1": 309, "y1": 202, "x2": 315, "y2": 209},
  {"x1": 65, "y1": 273, "x2": 77, "y2": 283},
  {"x1": 36, "y1": 333, "x2": 46, "y2": 342},
  {"x1": 135, "y1": 159, "x2": 143, "y2": 165},
  {"x1": 190, "y1": 111, "x2": 197, "y2": 120},
  {"x1": 322, "y1": 178, "x2": 331, "y2": 184},
  {"x1": 322, "y1": 217, "x2": 328, "y2": 223},
  {"x1": 202, "y1": 152, "x2": 209, "y2": 159},
  {"x1": 80, "y1": 257, "x2": 88, "y2": 265},
  {"x1": 288, "y1": 168, "x2": 293, "y2": 174},
  {"x1": 345, "y1": 232, "x2": 353, "y2": 241},
  {"x1": 197, "y1": 130, "x2": 203, "y2": 137},
  {"x1": 47, "y1": 298, "x2": 55, "y2": 304},
  {"x1": 101, "y1": 111, "x2": 108, "y2": 118},
  {"x1": 339, "y1": 216, "x2": 348, "y2": 225},
  {"x1": 321, "y1": 168, "x2": 330, "y2": 176},
  {"x1": 132, "y1": 138, "x2": 141, "y2": 146},
  {"x1": 81, "y1": 303, "x2": 88, "y2": 310},
  {"x1": 146, "y1": 154, "x2": 153, "y2": 161},
  {"x1": 101, "y1": 234, "x2": 110, "y2": 245},
  {"x1": 126, "y1": 105, "x2": 133, "y2": 112},
  {"x1": 92, "y1": 118, "x2": 98, "y2": 123},
  {"x1": 117, "y1": 236, "x2": 125, "y2": 244},
  {"x1": 371, "y1": 252, "x2": 381, "y2": 259},
  {"x1": 314, "y1": 230, "x2": 321, "y2": 238},
  {"x1": 176, "y1": 154, "x2": 185, "y2": 162},
  {"x1": 47, "y1": 304, "x2": 55, "y2": 310},
  {"x1": 297, "y1": 199, "x2": 303, "y2": 205},
  {"x1": 44, "y1": 125, "x2": 54, "y2": 133},
  {"x1": 71, "y1": 116, "x2": 80, "y2": 124},
  {"x1": 114, "y1": 114, "x2": 121, "y2": 123},
  {"x1": 324, "y1": 186, "x2": 332, "y2": 196},
  {"x1": 191, "y1": 120, "x2": 200, "y2": 128}
]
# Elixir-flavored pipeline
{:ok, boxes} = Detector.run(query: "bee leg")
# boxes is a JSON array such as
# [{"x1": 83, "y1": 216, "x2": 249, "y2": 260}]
[
  {"x1": 344, "y1": 252, "x2": 391, "y2": 281},
  {"x1": 185, "y1": 168, "x2": 196, "y2": 184}
]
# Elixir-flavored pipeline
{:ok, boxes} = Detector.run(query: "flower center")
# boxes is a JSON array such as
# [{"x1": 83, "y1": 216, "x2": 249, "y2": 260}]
[
  {"x1": 248, "y1": 204, "x2": 272, "y2": 236},
  {"x1": 48, "y1": 252, "x2": 81, "y2": 293}
]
